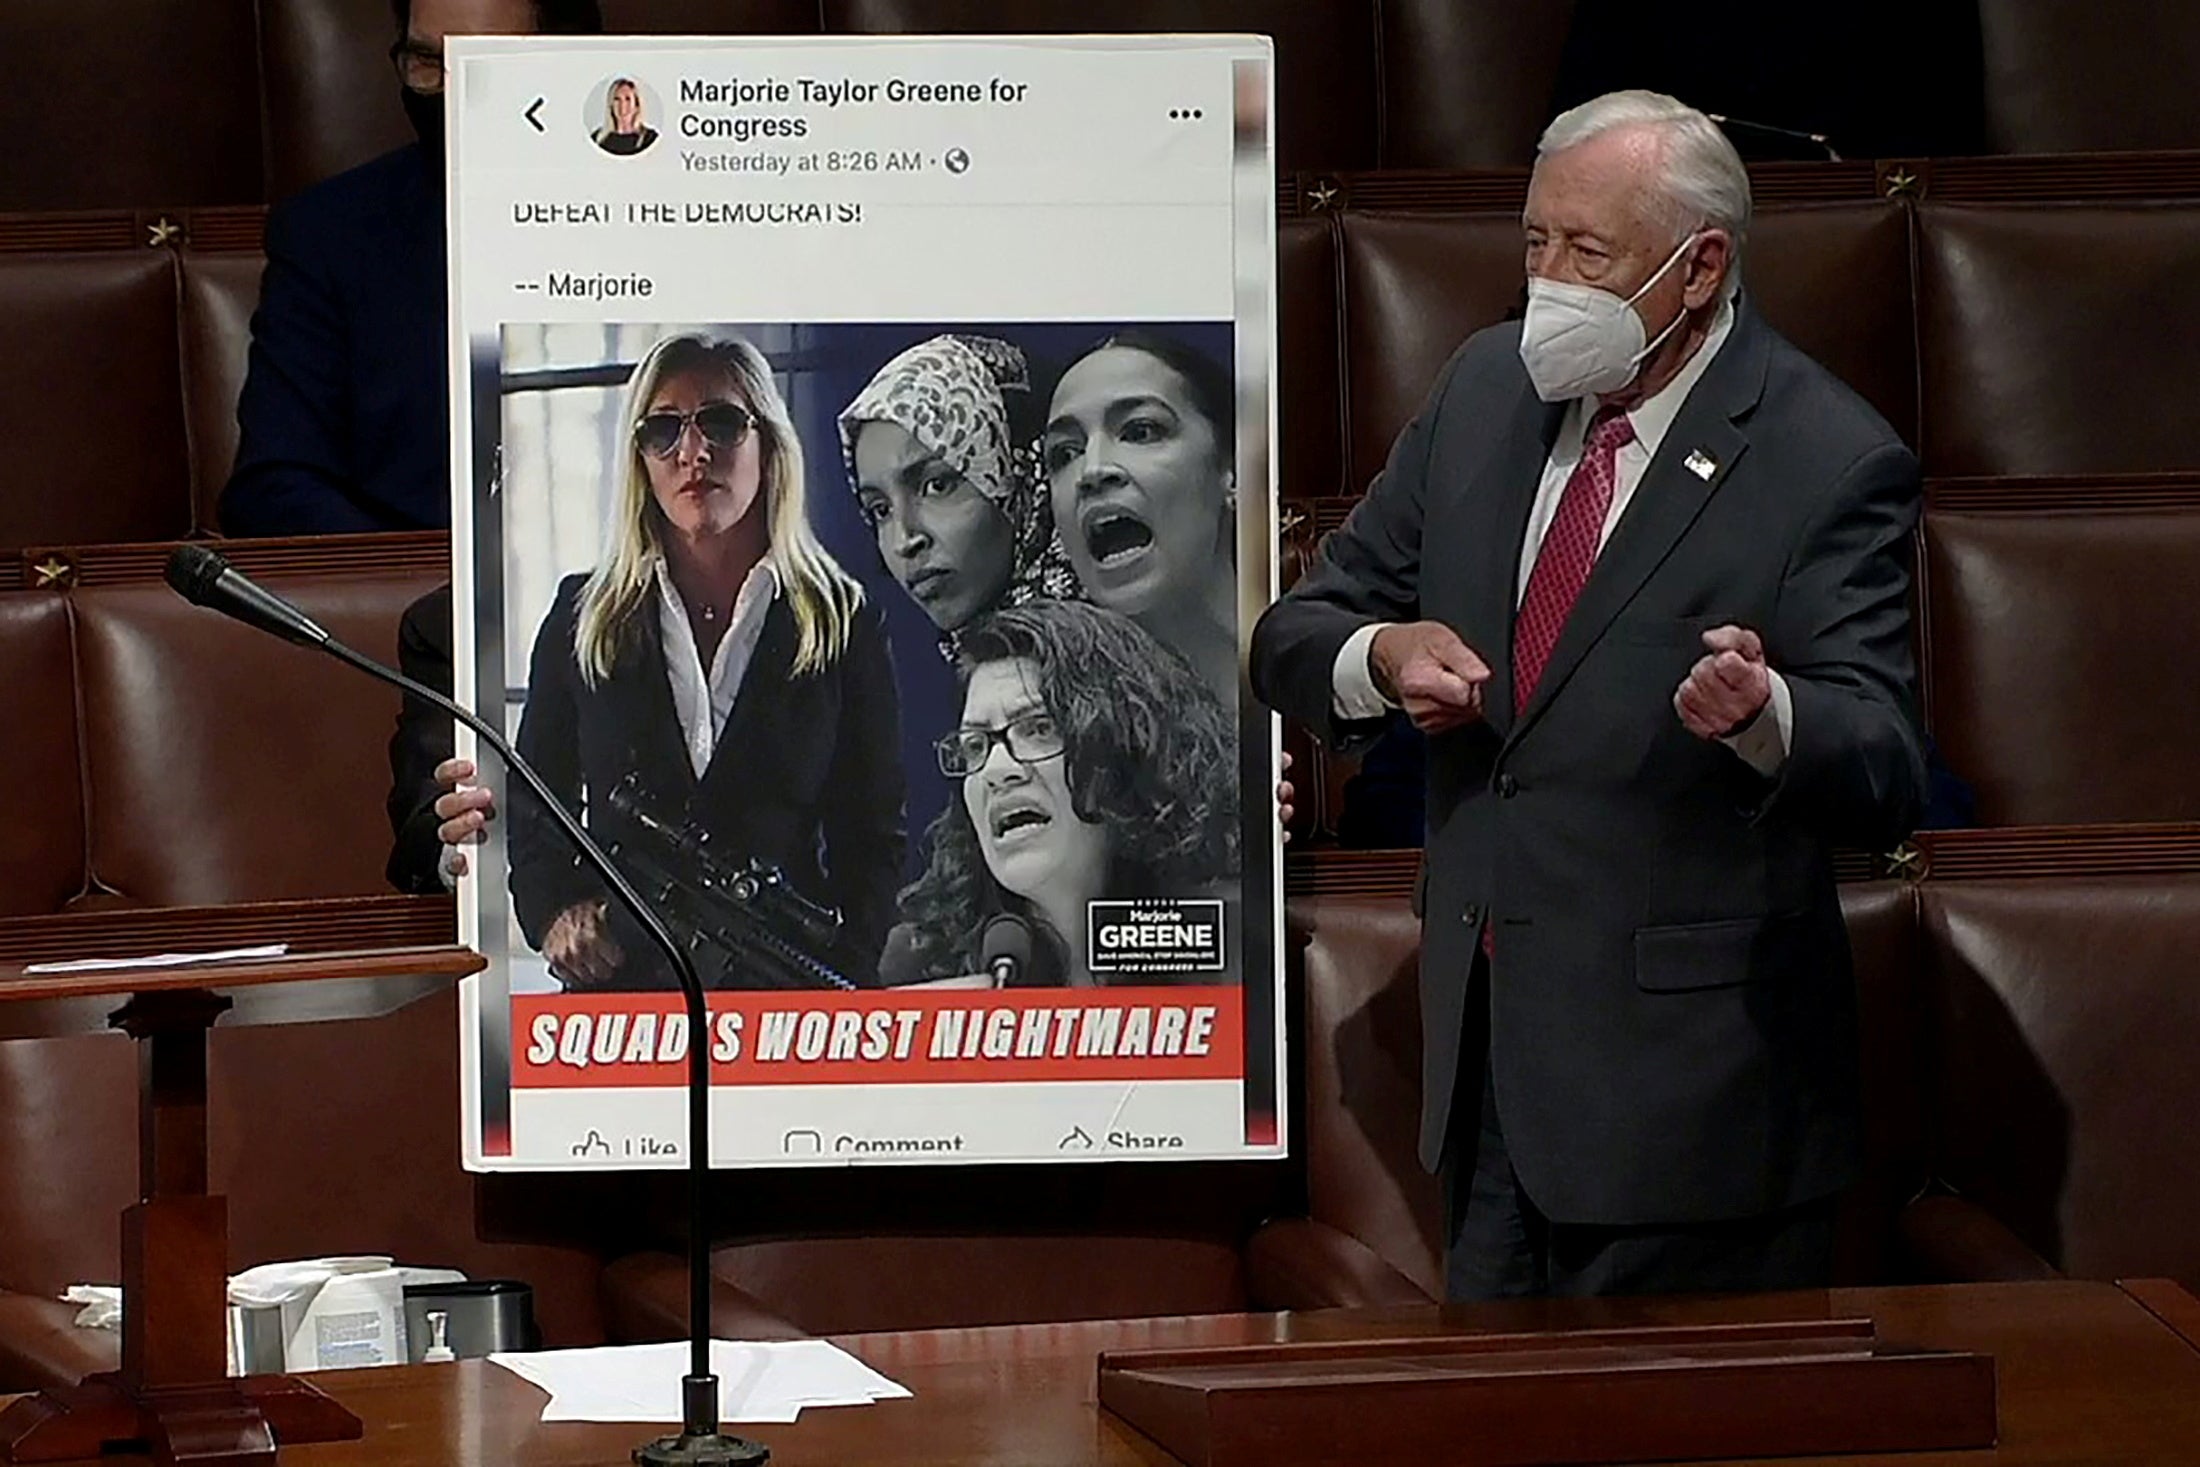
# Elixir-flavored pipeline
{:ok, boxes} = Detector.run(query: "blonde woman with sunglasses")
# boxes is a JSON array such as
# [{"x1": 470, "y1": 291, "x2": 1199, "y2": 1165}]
[{"x1": 442, "y1": 333, "x2": 906, "y2": 990}]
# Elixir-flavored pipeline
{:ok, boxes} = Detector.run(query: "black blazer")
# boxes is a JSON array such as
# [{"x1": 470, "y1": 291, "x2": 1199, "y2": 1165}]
[
  {"x1": 1251, "y1": 299, "x2": 1926, "y2": 1227},
  {"x1": 510, "y1": 573, "x2": 907, "y2": 986},
  {"x1": 221, "y1": 144, "x2": 450, "y2": 535}
]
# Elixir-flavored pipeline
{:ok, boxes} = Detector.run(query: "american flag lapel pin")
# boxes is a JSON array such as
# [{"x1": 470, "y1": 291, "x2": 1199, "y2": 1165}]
[{"x1": 1684, "y1": 448, "x2": 1718, "y2": 481}]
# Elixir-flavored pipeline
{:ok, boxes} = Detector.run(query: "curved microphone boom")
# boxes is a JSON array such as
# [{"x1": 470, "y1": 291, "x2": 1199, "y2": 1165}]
[{"x1": 163, "y1": 546, "x2": 767, "y2": 1467}]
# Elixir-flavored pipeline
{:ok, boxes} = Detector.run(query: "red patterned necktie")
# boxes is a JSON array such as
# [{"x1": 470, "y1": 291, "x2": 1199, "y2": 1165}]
[
  {"x1": 1512, "y1": 406, "x2": 1636, "y2": 714},
  {"x1": 1484, "y1": 406, "x2": 1635, "y2": 963}
]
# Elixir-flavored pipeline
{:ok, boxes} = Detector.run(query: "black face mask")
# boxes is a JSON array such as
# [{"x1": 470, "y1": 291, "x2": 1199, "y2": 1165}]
[{"x1": 401, "y1": 86, "x2": 444, "y2": 155}]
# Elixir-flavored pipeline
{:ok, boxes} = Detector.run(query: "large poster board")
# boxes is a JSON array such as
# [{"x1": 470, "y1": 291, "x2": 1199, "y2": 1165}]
[{"x1": 445, "y1": 35, "x2": 1281, "y2": 1169}]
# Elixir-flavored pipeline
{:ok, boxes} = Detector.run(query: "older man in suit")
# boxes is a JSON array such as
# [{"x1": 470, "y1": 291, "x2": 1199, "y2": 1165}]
[{"x1": 1252, "y1": 90, "x2": 1925, "y2": 1299}]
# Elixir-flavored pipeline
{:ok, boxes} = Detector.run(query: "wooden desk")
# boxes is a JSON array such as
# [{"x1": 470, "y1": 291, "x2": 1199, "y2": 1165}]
[{"x1": 41, "y1": 1280, "x2": 2200, "y2": 1466}]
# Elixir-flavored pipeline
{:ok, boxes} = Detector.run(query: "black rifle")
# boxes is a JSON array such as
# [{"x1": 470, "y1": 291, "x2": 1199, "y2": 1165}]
[{"x1": 602, "y1": 774, "x2": 860, "y2": 991}]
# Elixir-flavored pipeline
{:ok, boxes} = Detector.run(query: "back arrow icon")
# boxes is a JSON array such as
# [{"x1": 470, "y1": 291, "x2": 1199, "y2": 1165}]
[{"x1": 525, "y1": 98, "x2": 546, "y2": 133}]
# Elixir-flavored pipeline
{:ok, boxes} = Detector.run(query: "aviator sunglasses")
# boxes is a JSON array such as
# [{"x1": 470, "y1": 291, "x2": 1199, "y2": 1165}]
[{"x1": 633, "y1": 402, "x2": 756, "y2": 459}]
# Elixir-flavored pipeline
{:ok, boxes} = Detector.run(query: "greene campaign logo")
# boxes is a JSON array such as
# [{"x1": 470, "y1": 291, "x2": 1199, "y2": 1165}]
[{"x1": 1088, "y1": 900, "x2": 1226, "y2": 976}]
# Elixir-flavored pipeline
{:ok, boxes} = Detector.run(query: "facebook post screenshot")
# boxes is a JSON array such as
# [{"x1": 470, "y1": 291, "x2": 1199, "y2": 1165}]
[{"x1": 441, "y1": 35, "x2": 1282, "y2": 1170}]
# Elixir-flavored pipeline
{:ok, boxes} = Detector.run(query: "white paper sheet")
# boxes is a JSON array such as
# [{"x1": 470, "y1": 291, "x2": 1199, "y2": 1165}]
[
  {"x1": 22, "y1": 943, "x2": 289, "y2": 974},
  {"x1": 489, "y1": 1338, "x2": 910, "y2": 1424}
]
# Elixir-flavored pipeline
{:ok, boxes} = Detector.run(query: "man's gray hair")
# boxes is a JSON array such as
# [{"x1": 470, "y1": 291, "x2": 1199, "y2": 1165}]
[{"x1": 1538, "y1": 90, "x2": 1752, "y2": 255}]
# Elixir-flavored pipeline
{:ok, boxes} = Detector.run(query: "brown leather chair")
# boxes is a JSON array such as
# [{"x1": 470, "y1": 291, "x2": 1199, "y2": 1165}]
[
  {"x1": 1832, "y1": 881, "x2": 1930, "y2": 1286},
  {"x1": 1922, "y1": 502, "x2": 2200, "y2": 827},
  {"x1": 1338, "y1": 200, "x2": 1917, "y2": 493},
  {"x1": 0, "y1": 592, "x2": 84, "y2": 917},
  {"x1": 1977, "y1": 0, "x2": 2200, "y2": 153},
  {"x1": 1916, "y1": 202, "x2": 2200, "y2": 478},
  {"x1": 0, "y1": 1, "x2": 262, "y2": 211},
  {"x1": 0, "y1": 250, "x2": 194, "y2": 550},
  {"x1": 1247, "y1": 893, "x2": 1441, "y2": 1305},
  {"x1": 1253, "y1": 882, "x2": 1937, "y2": 1300},
  {"x1": 1376, "y1": 0, "x2": 1575, "y2": 169},
  {"x1": 826, "y1": 0, "x2": 1380, "y2": 174},
  {"x1": 71, "y1": 572, "x2": 434, "y2": 907},
  {"x1": 179, "y1": 249, "x2": 265, "y2": 536},
  {"x1": 1912, "y1": 876, "x2": 2200, "y2": 1289},
  {"x1": 1277, "y1": 216, "x2": 1344, "y2": 504}
]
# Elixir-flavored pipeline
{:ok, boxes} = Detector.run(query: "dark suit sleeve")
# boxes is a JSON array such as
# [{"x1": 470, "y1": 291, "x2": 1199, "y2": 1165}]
[
  {"x1": 509, "y1": 581, "x2": 602, "y2": 946},
  {"x1": 1755, "y1": 440, "x2": 1928, "y2": 849},
  {"x1": 1250, "y1": 348, "x2": 1457, "y2": 748},
  {"x1": 819, "y1": 606, "x2": 908, "y2": 978},
  {"x1": 385, "y1": 585, "x2": 455, "y2": 893},
  {"x1": 219, "y1": 199, "x2": 382, "y2": 536}
]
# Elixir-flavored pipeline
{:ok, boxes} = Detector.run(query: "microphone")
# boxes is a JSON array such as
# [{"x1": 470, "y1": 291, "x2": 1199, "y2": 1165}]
[
  {"x1": 165, "y1": 543, "x2": 332, "y2": 649},
  {"x1": 980, "y1": 913, "x2": 1034, "y2": 988},
  {"x1": 164, "y1": 547, "x2": 769, "y2": 1467},
  {"x1": 1704, "y1": 112, "x2": 1842, "y2": 162}
]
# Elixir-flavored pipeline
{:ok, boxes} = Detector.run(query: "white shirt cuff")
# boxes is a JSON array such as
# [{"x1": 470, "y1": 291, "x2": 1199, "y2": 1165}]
[
  {"x1": 437, "y1": 842, "x2": 465, "y2": 892},
  {"x1": 1721, "y1": 668, "x2": 1793, "y2": 777},
  {"x1": 1331, "y1": 623, "x2": 1396, "y2": 720}
]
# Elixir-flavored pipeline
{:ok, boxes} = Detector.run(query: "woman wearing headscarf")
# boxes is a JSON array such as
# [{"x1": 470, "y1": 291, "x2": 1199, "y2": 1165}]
[{"x1": 838, "y1": 334, "x2": 1080, "y2": 652}]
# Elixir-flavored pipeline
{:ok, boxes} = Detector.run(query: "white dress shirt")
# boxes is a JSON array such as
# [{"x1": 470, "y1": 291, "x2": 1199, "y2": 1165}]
[
  {"x1": 1331, "y1": 292, "x2": 1793, "y2": 776},
  {"x1": 655, "y1": 556, "x2": 781, "y2": 779}
]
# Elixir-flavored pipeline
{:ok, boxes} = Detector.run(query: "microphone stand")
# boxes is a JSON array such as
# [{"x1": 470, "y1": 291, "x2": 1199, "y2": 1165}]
[
  {"x1": 312, "y1": 640, "x2": 765, "y2": 1464},
  {"x1": 148, "y1": 539, "x2": 771, "y2": 1466}
]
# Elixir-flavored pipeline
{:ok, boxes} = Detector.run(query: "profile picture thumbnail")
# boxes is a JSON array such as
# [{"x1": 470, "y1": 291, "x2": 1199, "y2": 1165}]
[{"x1": 587, "y1": 75, "x2": 660, "y2": 156}]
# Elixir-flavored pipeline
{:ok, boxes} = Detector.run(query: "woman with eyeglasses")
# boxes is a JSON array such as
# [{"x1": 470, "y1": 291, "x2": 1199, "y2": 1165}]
[
  {"x1": 882, "y1": 600, "x2": 1240, "y2": 988},
  {"x1": 1042, "y1": 329, "x2": 1239, "y2": 704},
  {"x1": 446, "y1": 332, "x2": 906, "y2": 990},
  {"x1": 838, "y1": 333, "x2": 1080, "y2": 655},
  {"x1": 592, "y1": 77, "x2": 659, "y2": 156}
]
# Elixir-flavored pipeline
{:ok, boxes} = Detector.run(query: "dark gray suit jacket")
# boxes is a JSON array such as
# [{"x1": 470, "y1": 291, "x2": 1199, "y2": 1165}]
[{"x1": 1251, "y1": 299, "x2": 1926, "y2": 1227}]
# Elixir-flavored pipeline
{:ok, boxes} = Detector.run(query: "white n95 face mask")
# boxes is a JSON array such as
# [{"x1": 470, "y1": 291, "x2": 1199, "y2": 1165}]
[{"x1": 1517, "y1": 232, "x2": 1700, "y2": 402}]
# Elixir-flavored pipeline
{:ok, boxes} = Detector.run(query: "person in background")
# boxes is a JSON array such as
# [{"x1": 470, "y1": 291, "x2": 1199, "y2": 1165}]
[
  {"x1": 1042, "y1": 330, "x2": 1239, "y2": 705},
  {"x1": 335, "y1": 1, "x2": 600, "y2": 891},
  {"x1": 883, "y1": 601, "x2": 1239, "y2": 988},
  {"x1": 838, "y1": 333, "x2": 1081, "y2": 656},
  {"x1": 221, "y1": 0, "x2": 601, "y2": 536}
]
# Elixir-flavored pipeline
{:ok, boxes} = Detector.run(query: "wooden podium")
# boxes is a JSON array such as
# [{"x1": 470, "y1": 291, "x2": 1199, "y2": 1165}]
[
  {"x1": 0, "y1": 940, "x2": 480, "y2": 1467},
  {"x1": 1099, "y1": 1317, "x2": 1999, "y2": 1467}
]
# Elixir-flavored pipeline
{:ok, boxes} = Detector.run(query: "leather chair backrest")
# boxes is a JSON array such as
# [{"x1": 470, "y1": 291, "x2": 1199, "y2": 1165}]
[
  {"x1": 707, "y1": 1233, "x2": 1247, "y2": 1335},
  {"x1": 1289, "y1": 883, "x2": 1928, "y2": 1294},
  {"x1": 825, "y1": 0, "x2": 1380, "y2": 173},
  {"x1": 1834, "y1": 880, "x2": 1927, "y2": 1284},
  {"x1": 1978, "y1": 0, "x2": 2200, "y2": 152},
  {"x1": 1291, "y1": 892, "x2": 1443, "y2": 1296},
  {"x1": 72, "y1": 572, "x2": 433, "y2": 906},
  {"x1": 1339, "y1": 200, "x2": 1916, "y2": 492},
  {"x1": 1923, "y1": 505, "x2": 2200, "y2": 826},
  {"x1": 0, "y1": 1, "x2": 263, "y2": 211},
  {"x1": 1377, "y1": 0, "x2": 1575, "y2": 169},
  {"x1": 0, "y1": 592, "x2": 85, "y2": 916},
  {"x1": 0, "y1": 251, "x2": 193, "y2": 550},
  {"x1": 1921, "y1": 877, "x2": 2200, "y2": 1288},
  {"x1": 1278, "y1": 217, "x2": 1344, "y2": 502},
  {"x1": 179, "y1": 250, "x2": 263, "y2": 536},
  {"x1": 1916, "y1": 203, "x2": 2200, "y2": 477}
]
